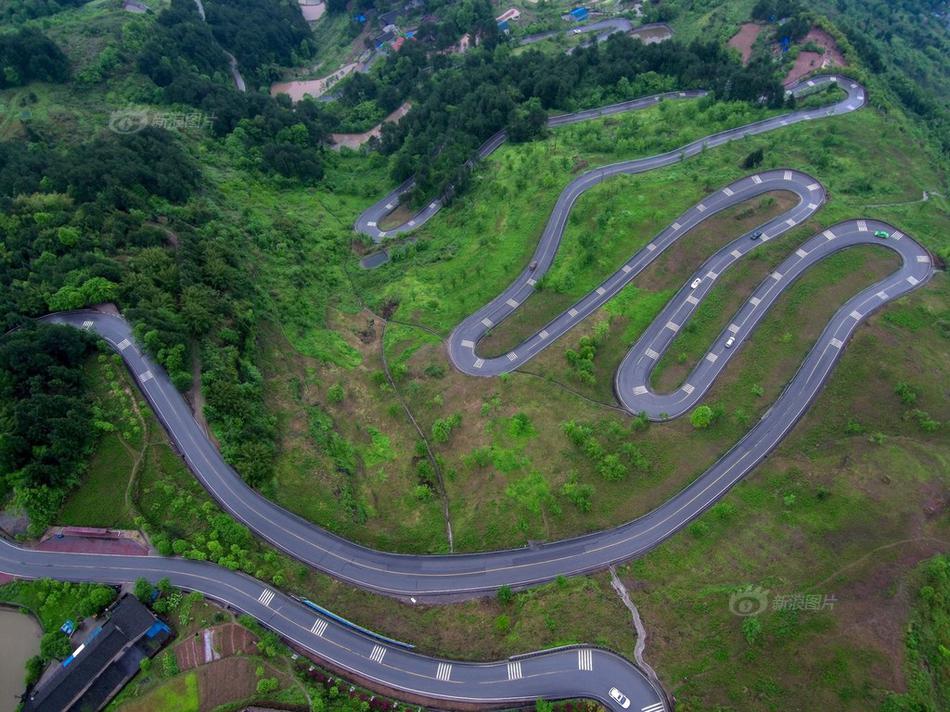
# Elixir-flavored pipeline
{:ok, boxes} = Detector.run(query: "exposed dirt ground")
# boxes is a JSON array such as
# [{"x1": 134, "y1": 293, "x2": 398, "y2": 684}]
[
  {"x1": 784, "y1": 27, "x2": 848, "y2": 85},
  {"x1": 729, "y1": 22, "x2": 763, "y2": 64}
]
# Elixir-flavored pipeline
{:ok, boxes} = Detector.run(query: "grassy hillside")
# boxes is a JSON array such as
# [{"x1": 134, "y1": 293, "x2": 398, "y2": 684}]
[{"x1": 0, "y1": 1, "x2": 946, "y2": 710}]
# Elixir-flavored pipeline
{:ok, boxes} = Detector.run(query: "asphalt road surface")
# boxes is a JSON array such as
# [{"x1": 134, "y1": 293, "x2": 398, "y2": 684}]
[
  {"x1": 34, "y1": 75, "x2": 935, "y2": 603},
  {"x1": 356, "y1": 89, "x2": 707, "y2": 247},
  {"x1": 1, "y1": 538, "x2": 665, "y2": 712},
  {"x1": 10, "y1": 74, "x2": 936, "y2": 712}
]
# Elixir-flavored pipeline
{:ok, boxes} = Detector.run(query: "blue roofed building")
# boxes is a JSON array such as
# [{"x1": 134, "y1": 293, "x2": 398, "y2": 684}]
[{"x1": 23, "y1": 595, "x2": 172, "y2": 712}]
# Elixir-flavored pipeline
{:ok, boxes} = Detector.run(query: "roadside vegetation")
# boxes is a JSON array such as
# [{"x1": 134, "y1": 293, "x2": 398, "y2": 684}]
[
  {"x1": 0, "y1": 1, "x2": 946, "y2": 711},
  {"x1": 0, "y1": 579, "x2": 116, "y2": 687}
]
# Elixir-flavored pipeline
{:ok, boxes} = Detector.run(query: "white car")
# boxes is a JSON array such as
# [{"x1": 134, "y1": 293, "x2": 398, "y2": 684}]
[
  {"x1": 608, "y1": 687, "x2": 631, "y2": 709},
  {"x1": 572, "y1": 28, "x2": 582, "y2": 35},
  {"x1": 725, "y1": 336, "x2": 736, "y2": 348},
  {"x1": 690, "y1": 277, "x2": 702, "y2": 289}
]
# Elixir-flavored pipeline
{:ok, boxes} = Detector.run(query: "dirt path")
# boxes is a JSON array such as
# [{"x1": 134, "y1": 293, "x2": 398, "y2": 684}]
[
  {"x1": 330, "y1": 102, "x2": 411, "y2": 150},
  {"x1": 609, "y1": 566, "x2": 659, "y2": 685}
]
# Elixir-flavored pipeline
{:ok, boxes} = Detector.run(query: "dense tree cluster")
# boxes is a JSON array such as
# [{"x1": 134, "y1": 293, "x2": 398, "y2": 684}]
[
  {"x1": 0, "y1": 27, "x2": 70, "y2": 89},
  {"x1": 203, "y1": 0, "x2": 315, "y2": 79},
  {"x1": 378, "y1": 34, "x2": 788, "y2": 203},
  {"x1": 821, "y1": 0, "x2": 948, "y2": 154},
  {"x1": 0, "y1": 325, "x2": 96, "y2": 531},
  {"x1": 138, "y1": 0, "x2": 329, "y2": 181},
  {"x1": 0, "y1": 0, "x2": 88, "y2": 23},
  {"x1": 0, "y1": 125, "x2": 276, "y2": 494},
  {"x1": 137, "y1": 0, "x2": 229, "y2": 88}
]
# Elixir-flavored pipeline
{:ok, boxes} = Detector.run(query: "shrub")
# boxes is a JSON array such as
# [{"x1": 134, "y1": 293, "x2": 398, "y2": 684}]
[{"x1": 690, "y1": 405, "x2": 714, "y2": 429}]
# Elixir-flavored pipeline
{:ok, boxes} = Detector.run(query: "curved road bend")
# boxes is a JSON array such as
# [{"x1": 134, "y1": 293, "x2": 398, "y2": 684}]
[
  {"x1": 356, "y1": 87, "x2": 707, "y2": 244},
  {"x1": 40, "y1": 196, "x2": 933, "y2": 601},
  {"x1": 356, "y1": 75, "x2": 857, "y2": 244},
  {"x1": 0, "y1": 539, "x2": 664, "y2": 712}
]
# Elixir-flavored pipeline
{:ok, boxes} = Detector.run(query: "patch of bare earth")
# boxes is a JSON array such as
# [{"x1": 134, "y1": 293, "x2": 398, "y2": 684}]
[
  {"x1": 729, "y1": 22, "x2": 763, "y2": 64},
  {"x1": 197, "y1": 656, "x2": 289, "y2": 712},
  {"x1": 331, "y1": 102, "x2": 411, "y2": 151},
  {"x1": 783, "y1": 27, "x2": 848, "y2": 85}
]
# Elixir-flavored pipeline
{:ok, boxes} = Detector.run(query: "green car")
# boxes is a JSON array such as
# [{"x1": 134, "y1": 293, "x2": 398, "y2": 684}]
[{"x1": 874, "y1": 229, "x2": 889, "y2": 239}]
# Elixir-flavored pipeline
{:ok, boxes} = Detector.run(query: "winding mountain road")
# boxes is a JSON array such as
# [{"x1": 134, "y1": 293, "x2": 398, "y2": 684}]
[
  {"x1": 1, "y1": 539, "x2": 665, "y2": 712},
  {"x1": 5, "y1": 74, "x2": 936, "y2": 712}
]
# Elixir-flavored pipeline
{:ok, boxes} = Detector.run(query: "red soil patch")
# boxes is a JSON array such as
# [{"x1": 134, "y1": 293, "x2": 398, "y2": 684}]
[
  {"x1": 176, "y1": 623, "x2": 258, "y2": 671},
  {"x1": 214, "y1": 622, "x2": 258, "y2": 657},
  {"x1": 197, "y1": 657, "x2": 261, "y2": 712},
  {"x1": 35, "y1": 533, "x2": 149, "y2": 556},
  {"x1": 729, "y1": 22, "x2": 763, "y2": 64},
  {"x1": 783, "y1": 27, "x2": 848, "y2": 85}
]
